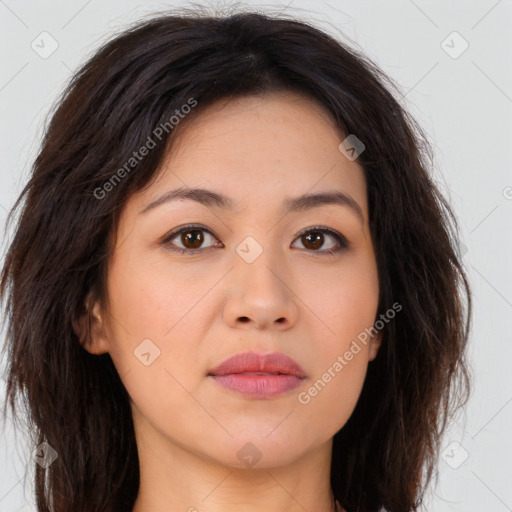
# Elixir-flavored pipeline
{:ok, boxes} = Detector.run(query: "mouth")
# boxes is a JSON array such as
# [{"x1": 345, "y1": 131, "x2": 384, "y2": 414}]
[{"x1": 208, "y1": 351, "x2": 307, "y2": 399}]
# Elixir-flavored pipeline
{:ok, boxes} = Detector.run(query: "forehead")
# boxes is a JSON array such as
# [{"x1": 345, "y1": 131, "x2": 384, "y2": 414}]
[{"x1": 130, "y1": 91, "x2": 368, "y2": 221}]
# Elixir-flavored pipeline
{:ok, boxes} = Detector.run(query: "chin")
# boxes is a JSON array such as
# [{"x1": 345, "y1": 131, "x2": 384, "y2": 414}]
[{"x1": 204, "y1": 433, "x2": 315, "y2": 470}]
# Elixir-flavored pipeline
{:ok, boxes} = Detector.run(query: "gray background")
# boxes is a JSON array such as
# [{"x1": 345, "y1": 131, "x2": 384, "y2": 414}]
[{"x1": 1, "y1": 1, "x2": 511, "y2": 511}]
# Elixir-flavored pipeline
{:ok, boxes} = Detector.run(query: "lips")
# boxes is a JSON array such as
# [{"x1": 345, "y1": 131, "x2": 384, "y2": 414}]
[
  {"x1": 208, "y1": 351, "x2": 307, "y2": 378},
  {"x1": 208, "y1": 351, "x2": 307, "y2": 399}
]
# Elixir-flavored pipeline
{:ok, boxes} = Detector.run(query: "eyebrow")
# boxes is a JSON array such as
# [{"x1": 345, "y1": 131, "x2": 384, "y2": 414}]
[{"x1": 140, "y1": 186, "x2": 364, "y2": 224}]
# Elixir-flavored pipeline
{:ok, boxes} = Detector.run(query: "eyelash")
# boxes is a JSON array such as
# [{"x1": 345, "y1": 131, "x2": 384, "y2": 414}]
[{"x1": 160, "y1": 223, "x2": 350, "y2": 257}]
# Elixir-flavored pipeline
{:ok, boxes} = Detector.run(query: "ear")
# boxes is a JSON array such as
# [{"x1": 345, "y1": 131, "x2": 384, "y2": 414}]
[
  {"x1": 368, "y1": 332, "x2": 382, "y2": 362},
  {"x1": 72, "y1": 292, "x2": 109, "y2": 355}
]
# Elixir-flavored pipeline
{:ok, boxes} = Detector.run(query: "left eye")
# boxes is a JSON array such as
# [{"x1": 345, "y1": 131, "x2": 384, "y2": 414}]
[
  {"x1": 292, "y1": 227, "x2": 348, "y2": 253},
  {"x1": 161, "y1": 224, "x2": 349, "y2": 255}
]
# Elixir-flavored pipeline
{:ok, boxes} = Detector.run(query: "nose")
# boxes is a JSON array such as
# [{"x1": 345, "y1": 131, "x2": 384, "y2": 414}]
[{"x1": 222, "y1": 251, "x2": 299, "y2": 330}]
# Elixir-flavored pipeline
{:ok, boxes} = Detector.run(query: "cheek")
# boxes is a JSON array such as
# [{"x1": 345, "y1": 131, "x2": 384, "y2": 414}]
[
  {"x1": 105, "y1": 247, "x2": 215, "y2": 352},
  {"x1": 292, "y1": 252, "x2": 378, "y2": 431},
  {"x1": 296, "y1": 247, "x2": 379, "y2": 343},
  {"x1": 295, "y1": 310, "x2": 374, "y2": 443},
  {"x1": 102, "y1": 251, "x2": 217, "y2": 412},
  {"x1": 297, "y1": 358, "x2": 368, "y2": 442}
]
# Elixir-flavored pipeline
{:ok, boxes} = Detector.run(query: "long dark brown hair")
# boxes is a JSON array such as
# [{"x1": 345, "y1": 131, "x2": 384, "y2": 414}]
[{"x1": 1, "y1": 7, "x2": 471, "y2": 512}]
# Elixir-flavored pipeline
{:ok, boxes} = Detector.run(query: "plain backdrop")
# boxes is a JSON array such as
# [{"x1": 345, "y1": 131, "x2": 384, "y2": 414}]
[{"x1": 1, "y1": 1, "x2": 511, "y2": 511}]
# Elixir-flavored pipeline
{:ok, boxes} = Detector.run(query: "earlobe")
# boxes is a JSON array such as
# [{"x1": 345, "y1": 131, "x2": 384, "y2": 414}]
[
  {"x1": 368, "y1": 332, "x2": 382, "y2": 361},
  {"x1": 72, "y1": 294, "x2": 109, "y2": 355}
]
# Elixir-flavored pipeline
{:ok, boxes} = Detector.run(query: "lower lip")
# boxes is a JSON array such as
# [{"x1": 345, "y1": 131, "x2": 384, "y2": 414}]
[{"x1": 209, "y1": 373, "x2": 304, "y2": 399}]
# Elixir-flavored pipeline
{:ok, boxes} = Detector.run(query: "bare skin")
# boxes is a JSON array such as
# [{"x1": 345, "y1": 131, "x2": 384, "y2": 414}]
[{"x1": 79, "y1": 91, "x2": 381, "y2": 512}]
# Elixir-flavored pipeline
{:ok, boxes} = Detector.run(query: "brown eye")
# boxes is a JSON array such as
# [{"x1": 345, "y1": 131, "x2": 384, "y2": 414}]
[
  {"x1": 301, "y1": 231, "x2": 324, "y2": 250},
  {"x1": 292, "y1": 227, "x2": 348, "y2": 254},
  {"x1": 180, "y1": 229, "x2": 204, "y2": 249},
  {"x1": 162, "y1": 225, "x2": 221, "y2": 254}
]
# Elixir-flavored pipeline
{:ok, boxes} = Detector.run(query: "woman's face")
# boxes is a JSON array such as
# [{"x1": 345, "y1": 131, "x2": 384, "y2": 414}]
[{"x1": 85, "y1": 91, "x2": 381, "y2": 469}]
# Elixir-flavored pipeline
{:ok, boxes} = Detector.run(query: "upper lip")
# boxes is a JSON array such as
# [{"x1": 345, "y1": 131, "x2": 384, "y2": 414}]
[{"x1": 208, "y1": 351, "x2": 307, "y2": 378}]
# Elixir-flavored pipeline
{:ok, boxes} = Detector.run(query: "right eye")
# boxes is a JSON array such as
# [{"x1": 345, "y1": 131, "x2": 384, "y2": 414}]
[{"x1": 161, "y1": 224, "x2": 223, "y2": 255}]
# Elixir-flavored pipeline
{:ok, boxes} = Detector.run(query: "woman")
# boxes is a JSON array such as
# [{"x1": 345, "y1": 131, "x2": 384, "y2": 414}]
[{"x1": 0, "y1": 8, "x2": 471, "y2": 512}]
